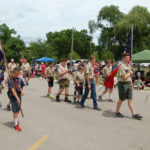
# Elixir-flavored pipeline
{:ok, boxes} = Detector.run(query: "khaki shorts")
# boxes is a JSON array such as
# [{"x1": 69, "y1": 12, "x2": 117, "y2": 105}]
[
  {"x1": 58, "y1": 79, "x2": 70, "y2": 89},
  {"x1": 118, "y1": 82, "x2": 132, "y2": 100},
  {"x1": 23, "y1": 71, "x2": 30, "y2": 78}
]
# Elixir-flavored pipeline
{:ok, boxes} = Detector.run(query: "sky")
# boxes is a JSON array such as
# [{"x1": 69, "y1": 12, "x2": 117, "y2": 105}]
[{"x1": 0, "y1": 0, "x2": 150, "y2": 43}]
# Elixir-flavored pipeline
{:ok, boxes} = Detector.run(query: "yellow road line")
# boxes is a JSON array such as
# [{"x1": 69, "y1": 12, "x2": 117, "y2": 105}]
[{"x1": 29, "y1": 134, "x2": 50, "y2": 150}]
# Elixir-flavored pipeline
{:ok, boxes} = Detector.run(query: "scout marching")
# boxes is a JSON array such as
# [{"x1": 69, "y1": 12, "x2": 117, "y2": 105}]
[{"x1": 0, "y1": 53, "x2": 143, "y2": 132}]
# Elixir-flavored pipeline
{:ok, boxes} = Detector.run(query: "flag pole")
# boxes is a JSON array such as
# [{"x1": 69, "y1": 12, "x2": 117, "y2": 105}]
[{"x1": 0, "y1": 41, "x2": 24, "y2": 117}]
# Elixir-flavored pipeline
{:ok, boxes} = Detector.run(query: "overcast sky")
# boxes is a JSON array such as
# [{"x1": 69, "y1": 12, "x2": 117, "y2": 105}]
[{"x1": 0, "y1": 0, "x2": 150, "y2": 43}]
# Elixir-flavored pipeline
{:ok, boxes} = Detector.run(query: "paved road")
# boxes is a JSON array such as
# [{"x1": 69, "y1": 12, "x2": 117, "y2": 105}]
[{"x1": 0, "y1": 78, "x2": 150, "y2": 150}]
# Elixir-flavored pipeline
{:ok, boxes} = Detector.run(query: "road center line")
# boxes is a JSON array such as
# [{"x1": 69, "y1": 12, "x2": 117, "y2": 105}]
[{"x1": 29, "y1": 134, "x2": 50, "y2": 150}]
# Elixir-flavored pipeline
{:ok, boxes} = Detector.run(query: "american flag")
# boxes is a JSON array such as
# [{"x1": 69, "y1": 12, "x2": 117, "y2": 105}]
[
  {"x1": 124, "y1": 28, "x2": 133, "y2": 63},
  {"x1": 125, "y1": 29, "x2": 132, "y2": 54},
  {"x1": 0, "y1": 50, "x2": 5, "y2": 71}
]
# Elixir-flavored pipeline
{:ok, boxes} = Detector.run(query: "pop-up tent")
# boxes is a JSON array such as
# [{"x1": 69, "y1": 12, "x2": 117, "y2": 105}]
[
  {"x1": 132, "y1": 50, "x2": 150, "y2": 63},
  {"x1": 34, "y1": 57, "x2": 56, "y2": 62}
]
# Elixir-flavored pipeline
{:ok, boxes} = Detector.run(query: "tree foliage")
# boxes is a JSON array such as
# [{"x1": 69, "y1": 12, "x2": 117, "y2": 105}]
[
  {"x1": 46, "y1": 29, "x2": 93, "y2": 61},
  {"x1": 89, "y1": 5, "x2": 150, "y2": 60},
  {"x1": 101, "y1": 50, "x2": 114, "y2": 61},
  {"x1": 0, "y1": 24, "x2": 25, "y2": 62}
]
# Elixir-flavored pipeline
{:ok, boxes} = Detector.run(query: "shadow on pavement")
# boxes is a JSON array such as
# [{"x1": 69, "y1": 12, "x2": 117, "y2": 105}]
[
  {"x1": 74, "y1": 104, "x2": 102, "y2": 111},
  {"x1": 1, "y1": 121, "x2": 14, "y2": 129},
  {"x1": 2, "y1": 108, "x2": 11, "y2": 111},
  {"x1": 97, "y1": 99, "x2": 115, "y2": 103},
  {"x1": 40, "y1": 96, "x2": 49, "y2": 98},
  {"x1": 102, "y1": 110, "x2": 116, "y2": 118},
  {"x1": 102, "y1": 110, "x2": 141, "y2": 121}
]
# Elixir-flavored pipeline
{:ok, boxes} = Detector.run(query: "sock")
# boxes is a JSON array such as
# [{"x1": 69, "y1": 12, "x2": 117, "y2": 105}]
[
  {"x1": 14, "y1": 119, "x2": 18, "y2": 126},
  {"x1": 109, "y1": 94, "x2": 113, "y2": 99}
]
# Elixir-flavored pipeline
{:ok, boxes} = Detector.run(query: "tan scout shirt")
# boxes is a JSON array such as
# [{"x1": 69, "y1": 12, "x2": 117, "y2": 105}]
[
  {"x1": 22, "y1": 63, "x2": 30, "y2": 71},
  {"x1": 118, "y1": 62, "x2": 132, "y2": 82},
  {"x1": 8, "y1": 63, "x2": 16, "y2": 72},
  {"x1": 58, "y1": 65, "x2": 70, "y2": 80},
  {"x1": 46, "y1": 67, "x2": 54, "y2": 77},
  {"x1": 85, "y1": 62, "x2": 94, "y2": 79},
  {"x1": 74, "y1": 71, "x2": 85, "y2": 83},
  {"x1": 102, "y1": 66, "x2": 111, "y2": 78}
]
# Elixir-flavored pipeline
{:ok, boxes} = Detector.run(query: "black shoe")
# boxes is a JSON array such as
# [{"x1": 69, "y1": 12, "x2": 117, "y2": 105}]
[
  {"x1": 132, "y1": 114, "x2": 143, "y2": 120},
  {"x1": 65, "y1": 97, "x2": 71, "y2": 103},
  {"x1": 79, "y1": 103, "x2": 84, "y2": 108},
  {"x1": 74, "y1": 97, "x2": 76, "y2": 104},
  {"x1": 56, "y1": 95, "x2": 60, "y2": 102},
  {"x1": 93, "y1": 107, "x2": 102, "y2": 111},
  {"x1": 77, "y1": 101, "x2": 80, "y2": 104},
  {"x1": 115, "y1": 112, "x2": 124, "y2": 118},
  {"x1": 108, "y1": 99, "x2": 114, "y2": 102},
  {"x1": 7, "y1": 104, "x2": 11, "y2": 111}
]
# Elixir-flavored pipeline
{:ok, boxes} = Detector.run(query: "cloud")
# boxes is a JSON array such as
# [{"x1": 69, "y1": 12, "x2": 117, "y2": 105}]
[{"x1": 0, "y1": 0, "x2": 150, "y2": 43}]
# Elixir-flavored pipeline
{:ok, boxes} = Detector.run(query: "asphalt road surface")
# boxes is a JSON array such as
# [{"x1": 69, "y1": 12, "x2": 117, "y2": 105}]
[{"x1": 0, "y1": 78, "x2": 150, "y2": 150}]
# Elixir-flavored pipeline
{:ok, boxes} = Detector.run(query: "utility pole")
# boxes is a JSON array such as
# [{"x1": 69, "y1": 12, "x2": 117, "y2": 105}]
[
  {"x1": 90, "y1": 40, "x2": 92, "y2": 55},
  {"x1": 70, "y1": 27, "x2": 75, "y2": 71}
]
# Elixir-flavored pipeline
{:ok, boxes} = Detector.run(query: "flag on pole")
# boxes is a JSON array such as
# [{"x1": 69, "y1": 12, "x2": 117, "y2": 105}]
[
  {"x1": 104, "y1": 67, "x2": 118, "y2": 90},
  {"x1": 0, "y1": 50, "x2": 5, "y2": 69},
  {"x1": 124, "y1": 25, "x2": 133, "y2": 63},
  {"x1": 125, "y1": 30, "x2": 132, "y2": 54}
]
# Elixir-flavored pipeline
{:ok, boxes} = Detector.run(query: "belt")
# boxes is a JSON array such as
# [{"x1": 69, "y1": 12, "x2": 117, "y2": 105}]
[
  {"x1": 90, "y1": 78, "x2": 94, "y2": 81},
  {"x1": 118, "y1": 81, "x2": 131, "y2": 84}
]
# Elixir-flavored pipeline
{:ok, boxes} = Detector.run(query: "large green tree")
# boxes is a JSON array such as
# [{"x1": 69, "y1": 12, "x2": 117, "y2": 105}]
[
  {"x1": 89, "y1": 5, "x2": 150, "y2": 60},
  {"x1": 46, "y1": 29, "x2": 93, "y2": 61},
  {"x1": 114, "y1": 6, "x2": 150, "y2": 54},
  {"x1": 27, "y1": 39, "x2": 55, "y2": 61},
  {"x1": 0, "y1": 24, "x2": 25, "y2": 62}
]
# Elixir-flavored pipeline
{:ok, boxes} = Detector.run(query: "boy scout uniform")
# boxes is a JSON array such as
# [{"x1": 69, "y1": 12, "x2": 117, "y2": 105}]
[
  {"x1": 74, "y1": 71, "x2": 85, "y2": 95},
  {"x1": 7, "y1": 77, "x2": 25, "y2": 112},
  {"x1": 117, "y1": 62, "x2": 132, "y2": 100},
  {"x1": 102, "y1": 66, "x2": 111, "y2": 89},
  {"x1": 80, "y1": 62, "x2": 98, "y2": 108},
  {"x1": 58, "y1": 65, "x2": 70, "y2": 89},
  {"x1": 85, "y1": 62, "x2": 94, "y2": 79},
  {"x1": 74, "y1": 71, "x2": 85, "y2": 83},
  {"x1": 46, "y1": 67, "x2": 54, "y2": 87},
  {"x1": 102, "y1": 66, "x2": 111, "y2": 78},
  {"x1": 22, "y1": 63, "x2": 30, "y2": 78},
  {"x1": 8, "y1": 63, "x2": 16, "y2": 73}
]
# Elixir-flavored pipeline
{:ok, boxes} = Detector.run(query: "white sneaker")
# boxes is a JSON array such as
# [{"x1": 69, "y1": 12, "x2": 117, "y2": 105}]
[{"x1": 39, "y1": 77, "x2": 42, "y2": 80}]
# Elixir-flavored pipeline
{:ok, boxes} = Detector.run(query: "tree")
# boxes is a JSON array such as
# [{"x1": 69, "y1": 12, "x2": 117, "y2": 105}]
[
  {"x1": 27, "y1": 39, "x2": 56, "y2": 61},
  {"x1": 88, "y1": 5, "x2": 150, "y2": 60},
  {"x1": 88, "y1": 5, "x2": 124, "y2": 59},
  {"x1": 4, "y1": 36, "x2": 26, "y2": 62},
  {"x1": 0, "y1": 24, "x2": 25, "y2": 62},
  {"x1": 114, "y1": 6, "x2": 150, "y2": 54},
  {"x1": 101, "y1": 50, "x2": 114, "y2": 61},
  {"x1": 0, "y1": 24, "x2": 16, "y2": 45},
  {"x1": 68, "y1": 51, "x2": 81, "y2": 60},
  {"x1": 46, "y1": 29, "x2": 94, "y2": 61}
]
